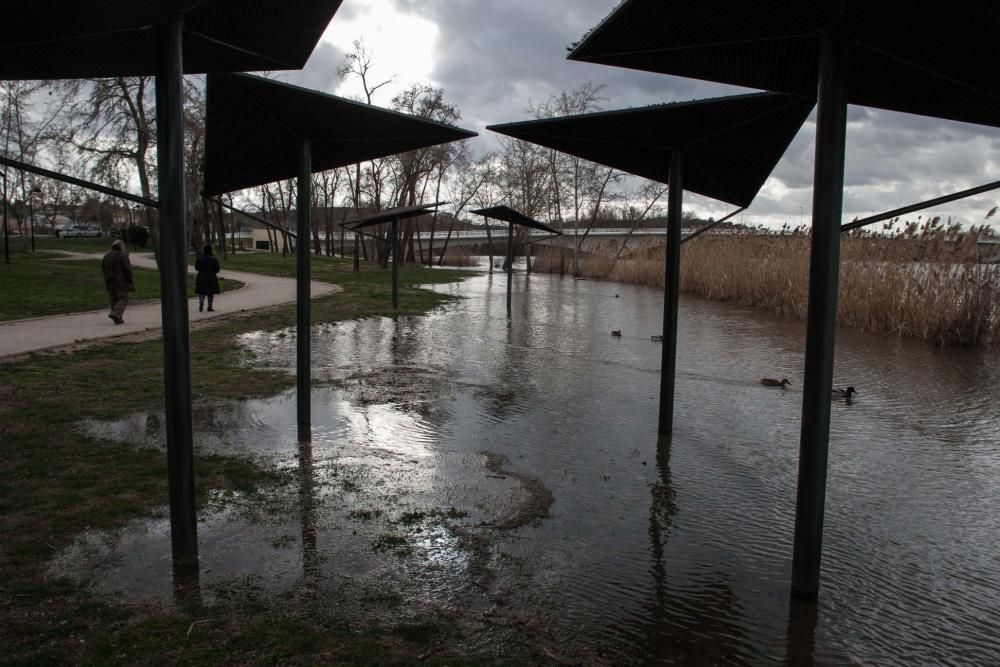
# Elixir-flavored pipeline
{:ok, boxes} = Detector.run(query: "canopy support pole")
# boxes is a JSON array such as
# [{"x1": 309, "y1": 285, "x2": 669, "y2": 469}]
[
  {"x1": 841, "y1": 179, "x2": 1000, "y2": 232},
  {"x1": 392, "y1": 215, "x2": 400, "y2": 310},
  {"x1": 296, "y1": 139, "x2": 312, "y2": 442},
  {"x1": 2, "y1": 172, "x2": 8, "y2": 265},
  {"x1": 792, "y1": 25, "x2": 850, "y2": 601},
  {"x1": 658, "y1": 151, "x2": 683, "y2": 434},
  {"x1": 0, "y1": 154, "x2": 158, "y2": 208},
  {"x1": 680, "y1": 207, "x2": 746, "y2": 244},
  {"x1": 506, "y1": 221, "x2": 514, "y2": 316},
  {"x1": 156, "y1": 15, "x2": 198, "y2": 570}
]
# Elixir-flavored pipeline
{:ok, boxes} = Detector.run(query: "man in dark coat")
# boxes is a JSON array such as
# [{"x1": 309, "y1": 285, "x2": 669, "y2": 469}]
[
  {"x1": 102, "y1": 239, "x2": 135, "y2": 324},
  {"x1": 195, "y1": 244, "x2": 221, "y2": 312}
]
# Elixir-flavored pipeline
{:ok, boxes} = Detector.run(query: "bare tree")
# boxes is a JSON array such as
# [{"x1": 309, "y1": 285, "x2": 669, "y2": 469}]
[
  {"x1": 51, "y1": 77, "x2": 161, "y2": 260},
  {"x1": 339, "y1": 39, "x2": 394, "y2": 265},
  {"x1": 530, "y1": 83, "x2": 612, "y2": 274},
  {"x1": 2, "y1": 81, "x2": 72, "y2": 244}
]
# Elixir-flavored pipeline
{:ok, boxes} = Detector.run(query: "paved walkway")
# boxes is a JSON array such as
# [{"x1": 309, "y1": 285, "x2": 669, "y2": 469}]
[{"x1": 0, "y1": 252, "x2": 341, "y2": 358}]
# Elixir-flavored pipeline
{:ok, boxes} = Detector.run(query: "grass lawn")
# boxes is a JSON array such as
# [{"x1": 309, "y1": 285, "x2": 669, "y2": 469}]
[
  {"x1": 213, "y1": 248, "x2": 476, "y2": 289},
  {"x1": 0, "y1": 253, "x2": 243, "y2": 321},
  {"x1": 34, "y1": 236, "x2": 144, "y2": 254},
  {"x1": 0, "y1": 256, "x2": 513, "y2": 665}
]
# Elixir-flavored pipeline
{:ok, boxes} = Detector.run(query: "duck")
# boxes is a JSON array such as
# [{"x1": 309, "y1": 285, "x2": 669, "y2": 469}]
[
  {"x1": 611, "y1": 330, "x2": 622, "y2": 337},
  {"x1": 832, "y1": 386, "x2": 857, "y2": 399},
  {"x1": 761, "y1": 378, "x2": 791, "y2": 388},
  {"x1": 650, "y1": 335, "x2": 663, "y2": 342}
]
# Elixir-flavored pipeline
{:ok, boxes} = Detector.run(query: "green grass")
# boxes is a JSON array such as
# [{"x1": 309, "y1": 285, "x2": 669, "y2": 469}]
[
  {"x1": 0, "y1": 253, "x2": 242, "y2": 321},
  {"x1": 0, "y1": 256, "x2": 532, "y2": 665},
  {"x1": 216, "y1": 249, "x2": 475, "y2": 288},
  {"x1": 34, "y1": 236, "x2": 141, "y2": 254}
]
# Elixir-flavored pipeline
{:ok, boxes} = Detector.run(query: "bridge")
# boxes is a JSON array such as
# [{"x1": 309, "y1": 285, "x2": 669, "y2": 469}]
[{"x1": 258, "y1": 226, "x2": 1000, "y2": 262}]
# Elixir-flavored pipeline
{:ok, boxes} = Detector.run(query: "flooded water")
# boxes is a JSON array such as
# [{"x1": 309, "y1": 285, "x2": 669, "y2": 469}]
[{"x1": 66, "y1": 261, "x2": 1000, "y2": 664}]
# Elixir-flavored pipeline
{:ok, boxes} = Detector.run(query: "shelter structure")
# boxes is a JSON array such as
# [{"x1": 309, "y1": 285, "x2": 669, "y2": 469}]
[
  {"x1": 488, "y1": 92, "x2": 813, "y2": 435},
  {"x1": 204, "y1": 73, "x2": 474, "y2": 443},
  {"x1": 1, "y1": 0, "x2": 345, "y2": 572},
  {"x1": 341, "y1": 203, "x2": 445, "y2": 311},
  {"x1": 470, "y1": 206, "x2": 561, "y2": 316},
  {"x1": 568, "y1": 0, "x2": 1000, "y2": 599}
]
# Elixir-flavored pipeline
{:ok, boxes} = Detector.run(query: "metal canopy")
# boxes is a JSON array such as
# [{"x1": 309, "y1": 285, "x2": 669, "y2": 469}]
[
  {"x1": 471, "y1": 206, "x2": 562, "y2": 235},
  {"x1": 488, "y1": 93, "x2": 814, "y2": 208},
  {"x1": 1, "y1": 1, "x2": 344, "y2": 80},
  {"x1": 568, "y1": 0, "x2": 1000, "y2": 129},
  {"x1": 204, "y1": 74, "x2": 477, "y2": 196},
  {"x1": 341, "y1": 203, "x2": 444, "y2": 230}
]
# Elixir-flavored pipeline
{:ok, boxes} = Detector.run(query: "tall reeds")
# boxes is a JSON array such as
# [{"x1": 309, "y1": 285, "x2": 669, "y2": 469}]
[
  {"x1": 532, "y1": 220, "x2": 1000, "y2": 349},
  {"x1": 437, "y1": 246, "x2": 479, "y2": 267}
]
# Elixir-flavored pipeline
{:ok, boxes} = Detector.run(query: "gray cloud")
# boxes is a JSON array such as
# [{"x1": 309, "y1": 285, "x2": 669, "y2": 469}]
[
  {"x1": 286, "y1": 41, "x2": 347, "y2": 93},
  {"x1": 302, "y1": 0, "x2": 1000, "y2": 227}
]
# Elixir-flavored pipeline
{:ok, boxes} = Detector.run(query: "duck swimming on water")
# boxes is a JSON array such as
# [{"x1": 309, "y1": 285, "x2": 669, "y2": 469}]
[
  {"x1": 761, "y1": 378, "x2": 791, "y2": 388},
  {"x1": 611, "y1": 330, "x2": 622, "y2": 337},
  {"x1": 832, "y1": 386, "x2": 857, "y2": 399}
]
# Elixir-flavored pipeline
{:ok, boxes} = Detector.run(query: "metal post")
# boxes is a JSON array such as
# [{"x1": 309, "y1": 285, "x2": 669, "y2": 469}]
[
  {"x1": 155, "y1": 15, "x2": 198, "y2": 569},
  {"x1": 297, "y1": 139, "x2": 312, "y2": 442},
  {"x1": 526, "y1": 230, "x2": 532, "y2": 275},
  {"x1": 841, "y1": 178, "x2": 1000, "y2": 232},
  {"x1": 506, "y1": 221, "x2": 514, "y2": 316},
  {"x1": 658, "y1": 151, "x2": 683, "y2": 434},
  {"x1": 392, "y1": 215, "x2": 400, "y2": 310},
  {"x1": 792, "y1": 25, "x2": 851, "y2": 601},
  {"x1": 2, "y1": 171, "x2": 8, "y2": 264},
  {"x1": 352, "y1": 231, "x2": 360, "y2": 271},
  {"x1": 28, "y1": 189, "x2": 35, "y2": 253}
]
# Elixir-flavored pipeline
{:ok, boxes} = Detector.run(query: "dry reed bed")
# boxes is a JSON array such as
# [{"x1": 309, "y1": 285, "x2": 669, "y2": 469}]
[{"x1": 532, "y1": 223, "x2": 1000, "y2": 349}]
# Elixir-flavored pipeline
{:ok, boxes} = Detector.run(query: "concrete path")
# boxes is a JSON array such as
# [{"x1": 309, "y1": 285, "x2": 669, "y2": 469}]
[{"x1": 0, "y1": 252, "x2": 341, "y2": 358}]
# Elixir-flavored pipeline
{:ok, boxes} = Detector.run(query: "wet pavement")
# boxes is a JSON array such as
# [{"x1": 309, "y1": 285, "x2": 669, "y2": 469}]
[{"x1": 0, "y1": 252, "x2": 340, "y2": 358}]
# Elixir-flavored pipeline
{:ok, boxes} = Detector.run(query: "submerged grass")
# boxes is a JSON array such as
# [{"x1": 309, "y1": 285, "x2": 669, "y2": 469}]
[
  {"x1": 0, "y1": 255, "x2": 520, "y2": 664},
  {"x1": 534, "y1": 221, "x2": 1000, "y2": 349}
]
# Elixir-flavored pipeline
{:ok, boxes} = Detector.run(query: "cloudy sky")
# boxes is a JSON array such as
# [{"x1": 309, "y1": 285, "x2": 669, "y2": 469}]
[{"x1": 281, "y1": 0, "x2": 1000, "y2": 228}]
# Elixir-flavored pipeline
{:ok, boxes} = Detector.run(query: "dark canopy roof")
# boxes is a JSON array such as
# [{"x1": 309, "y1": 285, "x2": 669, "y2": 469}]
[
  {"x1": 341, "y1": 203, "x2": 443, "y2": 230},
  {"x1": 568, "y1": 0, "x2": 1000, "y2": 129},
  {"x1": 1, "y1": 1, "x2": 343, "y2": 80},
  {"x1": 488, "y1": 92, "x2": 813, "y2": 208},
  {"x1": 471, "y1": 206, "x2": 561, "y2": 235},
  {"x1": 204, "y1": 74, "x2": 477, "y2": 196}
]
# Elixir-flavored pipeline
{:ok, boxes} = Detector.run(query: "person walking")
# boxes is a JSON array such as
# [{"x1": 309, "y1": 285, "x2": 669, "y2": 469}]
[
  {"x1": 195, "y1": 244, "x2": 221, "y2": 312},
  {"x1": 101, "y1": 239, "x2": 135, "y2": 324}
]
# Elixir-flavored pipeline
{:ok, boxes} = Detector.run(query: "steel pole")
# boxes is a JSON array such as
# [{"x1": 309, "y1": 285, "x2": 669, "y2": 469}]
[
  {"x1": 841, "y1": 178, "x2": 1000, "y2": 232},
  {"x1": 392, "y1": 215, "x2": 400, "y2": 310},
  {"x1": 658, "y1": 151, "x2": 683, "y2": 434},
  {"x1": 353, "y1": 231, "x2": 360, "y2": 271},
  {"x1": 297, "y1": 139, "x2": 312, "y2": 442},
  {"x1": 506, "y1": 221, "x2": 514, "y2": 316},
  {"x1": 155, "y1": 16, "x2": 198, "y2": 568},
  {"x1": 28, "y1": 192, "x2": 35, "y2": 253},
  {"x1": 2, "y1": 172, "x2": 8, "y2": 264},
  {"x1": 792, "y1": 26, "x2": 851, "y2": 601}
]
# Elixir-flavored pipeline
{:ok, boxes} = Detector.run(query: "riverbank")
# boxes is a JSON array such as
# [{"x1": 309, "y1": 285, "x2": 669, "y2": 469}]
[{"x1": 532, "y1": 224, "x2": 1000, "y2": 349}]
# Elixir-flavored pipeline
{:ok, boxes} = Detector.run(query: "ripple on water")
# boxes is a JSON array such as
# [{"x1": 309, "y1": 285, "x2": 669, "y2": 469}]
[{"x1": 61, "y1": 270, "x2": 1000, "y2": 664}]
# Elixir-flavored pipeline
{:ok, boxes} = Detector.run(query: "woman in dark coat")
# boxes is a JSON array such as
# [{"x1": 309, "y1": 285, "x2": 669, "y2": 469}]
[{"x1": 195, "y1": 244, "x2": 221, "y2": 312}]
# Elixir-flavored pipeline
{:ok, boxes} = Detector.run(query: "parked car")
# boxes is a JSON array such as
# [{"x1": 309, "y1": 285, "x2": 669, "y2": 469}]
[{"x1": 59, "y1": 224, "x2": 102, "y2": 238}]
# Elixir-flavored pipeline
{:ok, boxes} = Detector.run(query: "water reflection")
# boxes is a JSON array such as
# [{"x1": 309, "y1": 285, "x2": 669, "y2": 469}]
[
  {"x1": 298, "y1": 439, "x2": 319, "y2": 593},
  {"x1": 786, "y1": 598, "x2": 818, "y2": 666},
  {"x1": 62, "y1": 265, "x2": 1000, "y2": 664}
]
